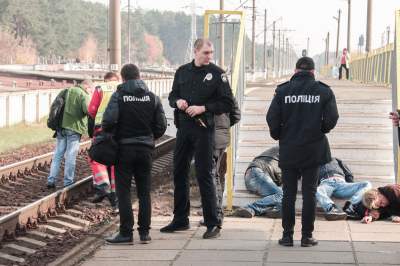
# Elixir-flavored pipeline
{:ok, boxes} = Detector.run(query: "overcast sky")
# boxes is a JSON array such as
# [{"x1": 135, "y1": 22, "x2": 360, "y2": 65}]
[{"x1": 89, "y1": 0, "x2": 399, "y2": 57}]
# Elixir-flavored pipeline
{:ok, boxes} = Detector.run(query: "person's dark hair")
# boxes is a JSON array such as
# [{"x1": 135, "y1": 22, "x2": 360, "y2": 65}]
[
  {"x1": 120, "y1": 64, "x2": 140, "y2": 81},
  {"x1": 295, "y1": 57, "x2": 315, "y2": 71},
  {"x1": 104, "y1": 71, "x2": 119, "y2": 81}
]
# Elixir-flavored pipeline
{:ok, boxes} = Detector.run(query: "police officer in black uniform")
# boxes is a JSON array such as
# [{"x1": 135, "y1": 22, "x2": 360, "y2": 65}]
[
  {"x1": 103, "y1": 64, "x2": 167, "y2": 245},
  {"x1": 160, "y1": 38, "x2": 234, "y2": 239},
  {"x1": 266, "y1": 57, "x2": 339, "y2": 247}
]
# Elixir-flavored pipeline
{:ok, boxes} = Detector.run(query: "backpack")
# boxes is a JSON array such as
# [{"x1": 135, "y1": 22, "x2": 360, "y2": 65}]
[{"x1": 47, "y1": 89, "x2": 68, "y2": 131}]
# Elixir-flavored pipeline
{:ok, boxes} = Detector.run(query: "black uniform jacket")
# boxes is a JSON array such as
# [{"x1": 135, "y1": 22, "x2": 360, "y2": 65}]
[
  {"x1": 168, "y1": 60, "x2": 234, "y2": 126},
  {"x1": 102, "y1": 79, "x2": 167, "y2": 148},
  {"x1": 266, "y1": 71, "x2": 339, "y2": 169}
]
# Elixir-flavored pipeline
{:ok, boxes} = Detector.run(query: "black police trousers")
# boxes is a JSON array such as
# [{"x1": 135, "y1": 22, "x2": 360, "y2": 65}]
[
  {"x1": 281, "y1": 166, "x2": 320, "y2": 238},
  {"x1": 173, "y1": 121, "x2": 220, "y2": 228},
  {"x1": 115, "y1": 145, "x2": 153, "y2": 236}
]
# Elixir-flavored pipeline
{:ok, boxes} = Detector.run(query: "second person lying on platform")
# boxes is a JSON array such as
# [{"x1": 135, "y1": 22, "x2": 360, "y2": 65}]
[{"x1": 102, "y1": 64, "x2": 167, "y2": 245}]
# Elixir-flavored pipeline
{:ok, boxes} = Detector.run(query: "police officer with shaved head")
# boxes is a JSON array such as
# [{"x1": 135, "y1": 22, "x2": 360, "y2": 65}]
[
  {"x1": 161, "y1": 38, "x2": 234, "y2": 239},
  {"x1": 267, "y1": 57, "x2": 339, "y2": 247}
]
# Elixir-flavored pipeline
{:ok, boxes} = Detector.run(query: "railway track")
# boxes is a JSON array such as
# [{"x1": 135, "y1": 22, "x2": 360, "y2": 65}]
[{"x1": 0, "y1": 137, "x2": 175, "y2": 265}]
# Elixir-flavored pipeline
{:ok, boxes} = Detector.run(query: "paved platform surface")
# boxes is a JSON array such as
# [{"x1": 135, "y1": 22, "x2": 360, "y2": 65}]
[{"x1": 80, "y1": 216, "x2": 400, "y2": 266}]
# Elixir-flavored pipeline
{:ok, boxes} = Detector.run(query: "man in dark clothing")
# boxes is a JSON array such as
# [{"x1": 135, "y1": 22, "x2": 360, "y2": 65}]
[
  {"x1": 103, "y1": 64, "x2": 167, "y2": 245},
  {"x1": 266, "y1": 57, "x2": 339, "y2": 247},
  {"x1": 213, "y1": 98, "x2": 241, "y2": 223},
  {"x1": 161, "y1": 38, "x2": 234, "y2": 239}
]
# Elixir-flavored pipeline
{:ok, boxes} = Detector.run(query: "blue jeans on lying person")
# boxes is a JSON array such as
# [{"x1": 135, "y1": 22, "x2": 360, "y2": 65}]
[
  {"x1": 244, "y1": 167, "x2": 283, "y2": 216},
  {"x1": 316, "y1": 176, "x2": 372, "y2": 212}
]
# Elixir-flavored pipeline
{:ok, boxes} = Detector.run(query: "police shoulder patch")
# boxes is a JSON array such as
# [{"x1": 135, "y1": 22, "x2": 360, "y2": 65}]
[{"x1": 221, "y1": 73, "x2": 228, "y2": 83}]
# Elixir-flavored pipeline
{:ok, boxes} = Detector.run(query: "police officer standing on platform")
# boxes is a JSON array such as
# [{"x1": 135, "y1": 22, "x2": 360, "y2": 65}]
[
  {"x1": 266, "y1": 57, "x2": 339, "y2": 247},
  {"x1": 103, "y1": 64, "x2": 167, "y2": 245},
  {"x1": 161, "y1": 38, "x2": 234, "y2": 239}
]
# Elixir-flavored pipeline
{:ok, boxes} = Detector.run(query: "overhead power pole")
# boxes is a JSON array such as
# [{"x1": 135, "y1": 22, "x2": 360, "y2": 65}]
[
  {"x1": 263, "y1": 9, "x2": 267, "y2": 75},
  {"x1": 219, "y1": 0, "x2": 224, "y2": 69},
  {"x1": 347, "y1": 0, "x2": 351, "y2": 52},
  {"x1": 251, "y1": 0, "x2": 256, "y2": 73},
  {"x1": 366, "y1": 0, "x2": 372, "y2": 52},
  {"x1": 277, "y1": 30, "x2": 281, "y2": 76},
  {"x1": 109, "y1": 0, "x2": 121, "y2": 69},
  {"x1": 127, "y1": 0, "x2": 131, "y2": 63},
  {"x1": 327, "y1": 32, "x2": 330, "y2": 64},
  {"x1": 272, "y1": 21, "x2": 276, "y2": 76},
  {"x1": 334, "y1": 9, "x2": 341, "y2": 58}
]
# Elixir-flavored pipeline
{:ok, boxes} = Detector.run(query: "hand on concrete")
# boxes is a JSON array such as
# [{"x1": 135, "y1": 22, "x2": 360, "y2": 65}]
[
  {"x1": 177, "y1": 99, "x2": 188, "y2": 111},
  {"x1": 389, "y1": 111, "x2": 399, "y2": 127},
  {"x1": 186, "y1": 105, "x2": 206, "y2": 117},
  {"x1": 391, "y1": 216, "x2": 400, "y2": 223},
  {"x1": 361, "y1": 215, "x2": 373, "y2": 224}
]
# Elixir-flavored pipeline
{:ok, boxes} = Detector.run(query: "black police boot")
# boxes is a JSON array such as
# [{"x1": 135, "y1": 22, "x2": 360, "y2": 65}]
[
  {"x1": 278, "y1": 235, "x2": 293, "y2": 247},
  {"x1": 301, "y1": 236, "x2": 318, "y2": 247},
  {"x1": 160, "y1": 219, "x2": 190, "y2": 233},
  {"x1": 203, "y1": 226, "x2": 221, "y2": 239},
  {"x1": 105, "y1": 232, "x2": 133, "y2": 245},
  {"x1": 324, "y1": 204, "x2": 347, "y2": 221},
  {"x1": 139, "y1": 232, "x2": 152, "y2": 244},
  {"x1": 92, "y1": 190, "x2": 108, "y2": 203}
]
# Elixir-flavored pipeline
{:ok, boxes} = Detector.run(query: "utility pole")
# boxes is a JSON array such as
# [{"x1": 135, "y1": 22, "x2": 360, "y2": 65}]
[
  {"x1": 347, "y1": 0, "x2": 351, "y2": 52},
  {"x1": 327, "y1": 32, "x2": 330, "y2": 65},
  {"x1": 277, "y1": 29, "x2": 281, "y2": 76},
  {"x1": 286, "y1": 38, "x2": 289, "y2": 74},
  {"x1": 127, "y1": 0, "x2": 131, "y2": 63},
  {"x1": 387, "y1": 26, "x2": 390, "y2": 45},
  {"x1": 219, "y1": 0, "x2": 224, "y2": 69},
  {"x1": 334, "y1": 9, "x2": 341, "y2": 58},
  {"x1": 307, "y1": 37, "x2": 310, "y2": 56},
  {"x1": 185, "y1": 0, "x2": 197, "y2": 62},
  {"x1": 272, "y1": 21, "x2": 276, "y2": 76},
  {"x1": 263, "y1": 9, "x2": 267, "y2": 76},
  {"x1": 109, "y1": 0, "x2": 121, "y2": 69},
  {"x1": 366, "y1": 0, "x2": 372, "y2": 52},
  {"x1": 251, "y1": 0, "x2": 256, "y2": 73}
]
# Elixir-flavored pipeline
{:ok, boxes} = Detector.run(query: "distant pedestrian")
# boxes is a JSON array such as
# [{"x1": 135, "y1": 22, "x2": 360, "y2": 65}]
[{"x1": 338, "y1": 48, "x2": 350, "y2": 80}]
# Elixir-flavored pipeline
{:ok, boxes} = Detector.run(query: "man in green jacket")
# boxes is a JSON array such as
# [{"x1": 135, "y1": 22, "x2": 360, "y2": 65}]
[{"x1": 47, "y1": 80, "x2": 91, "y2": 188}]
